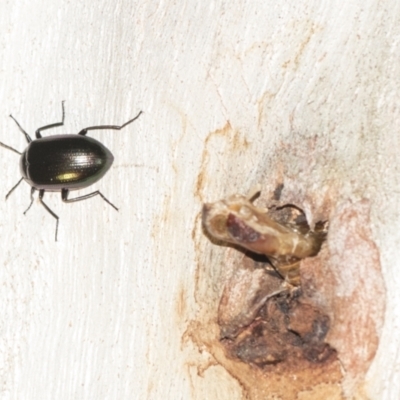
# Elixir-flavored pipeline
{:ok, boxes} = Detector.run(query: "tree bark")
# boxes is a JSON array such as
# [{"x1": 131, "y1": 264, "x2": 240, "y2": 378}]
[{"x1": 0, "y1": 0, "x2": 397, "y2": 399}]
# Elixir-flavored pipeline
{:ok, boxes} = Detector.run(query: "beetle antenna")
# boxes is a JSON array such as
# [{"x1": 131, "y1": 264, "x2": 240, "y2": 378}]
[
  {"x1": 9, "y1": 114, "x2": 32, "y2": 143},
  {"x1": 0, "y1": 141, "x2": 21, "y2": 155}
]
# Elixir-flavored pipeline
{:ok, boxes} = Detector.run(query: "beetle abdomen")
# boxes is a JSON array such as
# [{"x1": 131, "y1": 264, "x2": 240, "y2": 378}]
[{"x1": 20, "y1": 135, "x2": 114, "y2": 190}]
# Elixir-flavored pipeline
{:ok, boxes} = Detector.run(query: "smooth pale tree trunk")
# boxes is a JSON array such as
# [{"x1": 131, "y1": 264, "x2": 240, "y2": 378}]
[{"x1": 0, "y1": 1, "x2": 398, "y2": 399}]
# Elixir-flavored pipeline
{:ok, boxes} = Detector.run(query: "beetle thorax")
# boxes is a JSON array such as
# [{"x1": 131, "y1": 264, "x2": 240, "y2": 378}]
[{"x1": 19, "y1": 150, "x2": 29, "y2": 181}]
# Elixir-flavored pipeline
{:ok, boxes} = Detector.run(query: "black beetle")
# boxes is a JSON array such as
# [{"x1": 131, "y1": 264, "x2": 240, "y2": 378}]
[{"x1": 0, "y1": 101, "x2": 142, "y2": 241}]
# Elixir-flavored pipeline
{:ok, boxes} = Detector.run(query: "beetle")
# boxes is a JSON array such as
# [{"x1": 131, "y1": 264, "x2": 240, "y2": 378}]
[{"x1": 0, "y1": 101, "x2": 142, "y2": 241}]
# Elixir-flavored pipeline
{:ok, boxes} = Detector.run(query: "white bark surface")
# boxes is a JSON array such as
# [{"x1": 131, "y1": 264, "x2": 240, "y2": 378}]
[{"x1": 0, "y1": 0, "x2": 398, "y2": 399}]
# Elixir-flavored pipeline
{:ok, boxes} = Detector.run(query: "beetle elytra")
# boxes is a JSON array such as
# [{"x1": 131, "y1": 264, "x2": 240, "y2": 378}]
[{"x1": 0, "y1": 101, "x2": 142, "y2": 241}]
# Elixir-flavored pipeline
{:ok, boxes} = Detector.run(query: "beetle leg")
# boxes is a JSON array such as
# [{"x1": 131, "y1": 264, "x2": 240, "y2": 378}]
[
  {"x1": 61, "y1": 188, "x2": 118, "y2": 211},
  {"x1": 78, "y1": 110, "x2": 142, "y2": 136},
  {"x1": 35, "y1": 101, "x2": 65, "y2": 139},
  {"x1": 5, "y1": 177, "x2": 24, "y2": 200},
  {"x1": 38, "y1": 190, "x2": 60, "y2": 241},
  {"x1": 23, "y1": 187, "x2": 35, "y2": 214}
]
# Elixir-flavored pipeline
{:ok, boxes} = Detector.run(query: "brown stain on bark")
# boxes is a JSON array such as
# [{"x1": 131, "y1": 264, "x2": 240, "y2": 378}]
[
  {"x1": 188, "y1": 192, "x2": 384, "y2": 399},
  {"x1": 195, "y1": 121, "x2": 232, "y2": 199},
  {"x1": 190, "y1": 121, "x2": 385, "y2": 398},
  {"x1": 301, "y1": 200, "x2": 386, "y2": 396}
]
